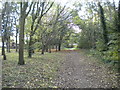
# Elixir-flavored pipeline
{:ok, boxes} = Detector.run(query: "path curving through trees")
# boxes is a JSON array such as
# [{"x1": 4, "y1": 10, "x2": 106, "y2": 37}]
[{"x1": 54, "y1": 50, "x2": 119, "y2": 88}]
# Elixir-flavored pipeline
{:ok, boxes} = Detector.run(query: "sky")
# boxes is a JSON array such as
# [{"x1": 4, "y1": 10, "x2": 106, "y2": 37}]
[{"x1": 53, "y1": 0, "x2": 119, "y2": 5}]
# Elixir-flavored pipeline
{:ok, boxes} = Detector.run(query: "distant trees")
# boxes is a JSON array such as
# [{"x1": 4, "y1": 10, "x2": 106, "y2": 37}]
[
  {"x1": 50, "y1": 4, "x2": 71, "y2": 51},
  {"x1": 28, "y1": 1, "x2": 54, "y2": 57},
  {"x1": 25, "y1": 3, "x2": 72, "y2": 55},
  {"x1": 72, "y1": 1, "x2": 120, "y2": 65},
  {"x1": 1, "y1": 1, "x2": 73, "y2": 64},
  {"x1": 1, "y1": 2, "x2": 12, "y2": 60},
  {"x1": 13, "y1": 3, "x2": 19, "y2": 52},
  {"x1": 1, "y1": 2, "x2": 20, "y2": 61},
  {"x1": 1, "y1": 0, "x2": 119, "y2": 67}
]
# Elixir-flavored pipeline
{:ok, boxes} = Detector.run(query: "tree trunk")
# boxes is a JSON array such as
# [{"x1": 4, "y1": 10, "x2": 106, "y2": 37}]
[
  {"x1": 16, "y1": 29, "x2": 18, "y2": 52},
  {"x1": 6, "y1": 38, "x2": 10, "y2": 53},
  {"x1": 48, "y1": 46, "x2": 51, "y2": 53},
  {"x1": 45, "y1": 46, "x2": 48, "y2": 52},
  {"x1": 56, "y1": 45, "x2": 58, "y2": 52},
  {"x1": 3, "y1": 54, "x2": 6, "y2": 60},
  {"x1": 58, "y1": 35, "x2": 63, "y2": 51},
  {"x1": 58, "y1": 43, "x2": 61, "y2": 51},
  {"x1": 2, "y1": 36, "x2": 6, "y2": 60},
  {"x1": 8, "y1": 36, "x2": 10, "y2": 52},
  {"x1": 18, "y1": 15, "x2": 25, "y2": 65},
  {"x1": 41, "y1": 45, "x2": 45, "y2": 54},
  {"x1": 118, "y1": 0, "x2": 120, "y2": 32},
  {"x1": 28, "y1": 36, "x2": 33, "y2": 58},
  {"x1": 98, "y1": 2, "x2": 108, "y2": 45},
  {"x1": 18, "y1": 2, "x2": 31, "y2": 65},
  {"x1": 118, "y1": 0, "x2": 120, "y2": 75},
  {"x1": 6, "y1": 40, "x2": 9, "y2": 52},
  {"x1": 2, "y1": 37, "x2": 4, "y2": 55}
]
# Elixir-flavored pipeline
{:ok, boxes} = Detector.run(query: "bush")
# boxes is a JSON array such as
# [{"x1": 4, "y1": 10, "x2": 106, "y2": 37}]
[
  {"x1": 96, "y1": 40, "x2": 107, "y2": 51},
  {"x1": 34, "y1": 42, "x2": 42, "y2": 50}
]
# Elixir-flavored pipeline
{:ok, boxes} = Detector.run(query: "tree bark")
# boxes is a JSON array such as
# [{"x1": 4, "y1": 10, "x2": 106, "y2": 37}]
[
  {"x1": 6, "y1": 40, "x2": 9, "y2": 52},
  {"x1": 118, "y1": 0, "x2": 120, "y2": 75},
  {"x1": 18, "y1": 3, "x2": 25, "y2": 65},
  {"x1": 118, "y1": 0, "x2": 120, "y2": 32},
  {"x1": 18, "y1": 16, "x2": 25, "y2": 65},
  {"x1": 18, "y1": 2, "x2": 32, "y2": 65},
  {"x1": 56, "y1": 45, "x2": 58, "y2": 52},
  {"x1": 98, "y1": 2, "x2": 108, "y2": 45},
  {"x1": 45, "y1": 46, "x2": 48, "y2": 52},
  {"x1": 58, "y1": 43, "x2": 61, "y2": 51},
  {"x1": 41, "y1": 45, "x2": 45, "y2": 54},
  {"x1": 2, "y1": 36, "x2": 6, "y2": 60},
  {"x1": 8, "y1": 36, "x2": 10, "y2": 52},
  {"x1": 6, "y1": 36, "x2": 10, "y2": 52},
  {"x1": 16, "y1": 26, "x2": 18, "y2": 52},
  {"x1": 58, "y1": 36, "x2": 63, "y2": 51},
  {"x1": 16, "y1": 33, "x2": 18, "y2": 52},
  {"x1": 2, "y1": 37, "x2": 4, "y2": 55},
  {"x1": 28, "y1": 36, "x2": 33, "y2": 58}
]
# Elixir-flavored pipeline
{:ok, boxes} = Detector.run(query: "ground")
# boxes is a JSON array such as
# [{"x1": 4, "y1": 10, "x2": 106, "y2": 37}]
[
  {"x1": 2, "y1": 49, "x2": 119, "y2": 88},
  {"x1": 54, "y1": 50, "x2": 119, "y2": 88}
]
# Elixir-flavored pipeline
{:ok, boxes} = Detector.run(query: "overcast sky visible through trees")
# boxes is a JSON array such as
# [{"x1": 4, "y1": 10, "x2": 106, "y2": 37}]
[{"x1": 0, "y1": 0, "x2": 119, "y2": 46}]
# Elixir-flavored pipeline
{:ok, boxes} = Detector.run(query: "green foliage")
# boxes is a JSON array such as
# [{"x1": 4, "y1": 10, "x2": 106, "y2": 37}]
[
  {"x1": 62, "y1": 31, "x2": 79, "y2": 48},
  {"x1": 72, "y1": 1, "x2": 120, "y2": 66},
  {"x1": 102, "y1": 33, "x2": 119, "y2": 63},
  {"x1": 77, "y1": 38, "x2": 90, "y2": 49},
  {"x1": 34, "y1": 42, "x2": 42, "y2": 52},
  {"x1": 96, "y1": 39, "x2": 107, "y2": 51}
]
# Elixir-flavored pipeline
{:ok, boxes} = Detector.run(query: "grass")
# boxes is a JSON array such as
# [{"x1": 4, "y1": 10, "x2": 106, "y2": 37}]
[
  {"x1": 63, "y1": 47, "x2": 79, "y2": 50},
  {"x1": 2, "y1": 48, "x2": 119, "y2": 88},
  {"x1": 80, "y1": 49, "x2": 119, "y2": 75},
  {"x1": 2, "y1": 49, "x2": 65, "y2": 88},
  {"x1": 79, "y1": 49, "x2": 119, "y2": 88}
]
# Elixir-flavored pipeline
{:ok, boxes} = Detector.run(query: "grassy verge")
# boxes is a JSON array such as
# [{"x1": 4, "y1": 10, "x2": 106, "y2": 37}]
[
  {"x1": 2, "y1": 50, "x2": 65, "y2": 88},
  {"x1": 79, "y1": 49, "x2": 119, "y2": 88},
  {"x1": 80, "y1": 49, "x2": 119, "y2": 71},
  {"x1": 63, "y1": 47, "x2": 79, "y2": 50}
]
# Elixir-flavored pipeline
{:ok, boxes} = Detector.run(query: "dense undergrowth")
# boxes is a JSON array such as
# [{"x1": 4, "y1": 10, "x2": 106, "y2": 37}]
[{"x1": 82, "y1": 49, "x2": 119, "y2": 73}]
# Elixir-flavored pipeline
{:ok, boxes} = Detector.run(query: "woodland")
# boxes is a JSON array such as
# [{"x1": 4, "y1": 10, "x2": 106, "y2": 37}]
[{"x1": 1, "y1": 0, "x2": 120, "y2": 88}]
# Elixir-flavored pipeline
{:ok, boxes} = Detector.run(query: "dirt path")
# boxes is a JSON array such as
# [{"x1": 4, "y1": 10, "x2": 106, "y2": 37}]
[{"x1": 54, "y1": 50, "x2": 118, "y2": 88}]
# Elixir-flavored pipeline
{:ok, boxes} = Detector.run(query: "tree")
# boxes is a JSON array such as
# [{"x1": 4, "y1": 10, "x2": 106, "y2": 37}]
[
  {"x1": 13, "y1": 3, "x2": 19, "y2": 52},
  {"x1": 118, "y1": 1, "x2": 120, "y2": 32},
  {"x1": 30, "y1": 3, "x2": 72, "y2": 54},
  {"x1": 98, "y1": 2, "x2": 108, "y2": 48},
  {"x1": 15, "y1": 18, "x2": 19, "y2": 52},
  {"x1": 50, "y1": 4, "x2": 71, "y2": 51},
  {"x1": 118, "y1": 0, "x2": 120, "y2": 72},
  {"x1": 1, "y1": 2, "x2": 10, "y2": 60},
  {"x1": 28, "y1": 1, "x2": 54, "y2": 58},
  {"x1": 71, "y1": 0, "x2": 119, "y2": 66},
  {"x1": 18, "y1": 2, "x2": 33, "y2": 65}
]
